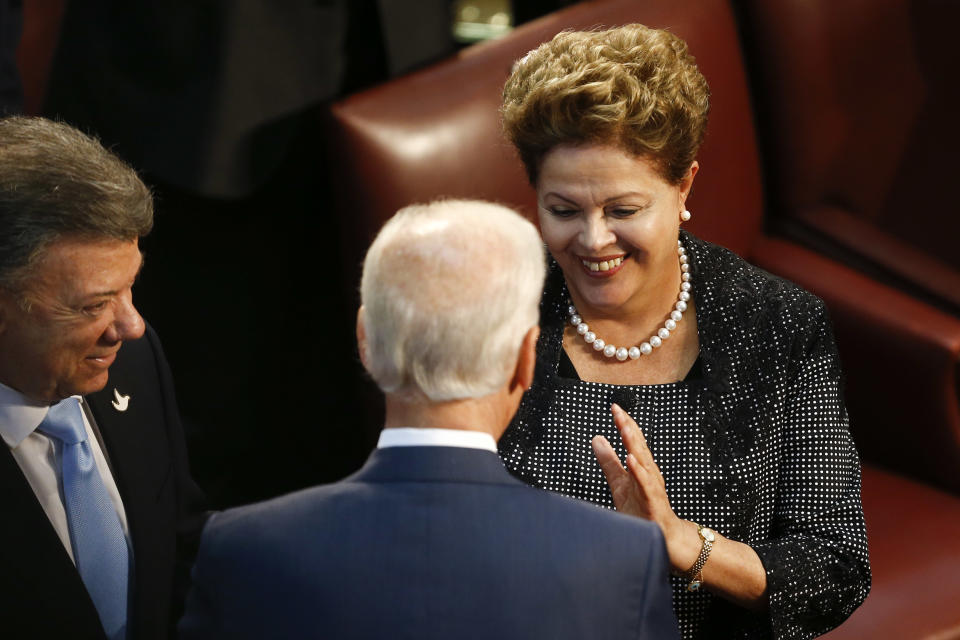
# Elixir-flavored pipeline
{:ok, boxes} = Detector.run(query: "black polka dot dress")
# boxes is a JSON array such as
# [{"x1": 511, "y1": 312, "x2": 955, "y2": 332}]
[{"x1": 498, "y1": 231, "x2": 870, "y2": 640}]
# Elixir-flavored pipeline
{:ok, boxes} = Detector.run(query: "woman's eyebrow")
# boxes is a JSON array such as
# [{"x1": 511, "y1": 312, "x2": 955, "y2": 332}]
[{"x1": 542, "y1": 192, "x2": 579, "y2": 205}]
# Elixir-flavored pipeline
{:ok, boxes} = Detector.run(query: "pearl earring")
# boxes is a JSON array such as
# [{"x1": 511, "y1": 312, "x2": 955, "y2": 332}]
[{"x1": 680, "y1": 209, "x2": 692, "y2": 222}]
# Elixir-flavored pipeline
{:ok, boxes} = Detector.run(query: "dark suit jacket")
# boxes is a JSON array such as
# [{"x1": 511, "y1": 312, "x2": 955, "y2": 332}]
[
  {"x1": 179, "y1": 445, "x2": 679, "y2": 639},
  {"x1": 0, "y1": 324, "x2": 206, "y2": 639}
]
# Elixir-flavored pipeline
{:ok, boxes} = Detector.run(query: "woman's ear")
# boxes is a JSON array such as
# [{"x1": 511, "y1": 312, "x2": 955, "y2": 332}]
[{"x1": 679, "y1": 161, "x2": 700, "y2": 209}]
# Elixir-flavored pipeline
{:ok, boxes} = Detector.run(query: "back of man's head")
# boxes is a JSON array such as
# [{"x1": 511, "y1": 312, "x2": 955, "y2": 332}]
[
  {"x1": 0, "y1": 116, "x2": 153, "y2": 294},
  {"x1": 360, "y1": 199, "x2": 545, "y2": 402}
]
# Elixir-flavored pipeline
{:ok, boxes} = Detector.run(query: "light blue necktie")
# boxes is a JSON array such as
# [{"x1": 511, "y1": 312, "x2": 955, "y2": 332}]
[{"x1": 38, "y1": 397, "x2": 129, "y2": 640}]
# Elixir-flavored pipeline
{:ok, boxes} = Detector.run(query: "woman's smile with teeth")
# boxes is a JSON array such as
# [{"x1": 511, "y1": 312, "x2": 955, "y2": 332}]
[{"x1": 581, "y1": 255, "x2": 626, "y2": 272}]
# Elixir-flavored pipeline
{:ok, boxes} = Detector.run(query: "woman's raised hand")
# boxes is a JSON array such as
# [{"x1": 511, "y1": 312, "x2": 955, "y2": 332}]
[
  {"x1": 594, "y1": 403, "x2": 769, "y2": 606},
  {"x1": 593, "y1": 403, "x2": 690, "y2": 565}
]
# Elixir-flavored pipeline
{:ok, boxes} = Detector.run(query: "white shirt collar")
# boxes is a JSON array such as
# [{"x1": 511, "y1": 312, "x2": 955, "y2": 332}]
[
  {"x1": 377, "y1": 427, "x2": 498, "y2": 453},
  {"x1": 0, "y1": 381, "x2": 54, "y2": 449}
]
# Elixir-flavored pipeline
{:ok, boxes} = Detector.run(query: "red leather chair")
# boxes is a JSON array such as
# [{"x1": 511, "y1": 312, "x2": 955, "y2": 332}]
[
  {"x1": 736, "y1": 0, "x2": 960, "y2": 497},
  {"x1": 738, "y1": 0, "x2": 960, "y2": 317},
  {"x1": 822, "y1": 466, "x2": 960, "y2": 639},
  {"x1": 326, "y1": 0, "x2": 960, "y2": 636}
]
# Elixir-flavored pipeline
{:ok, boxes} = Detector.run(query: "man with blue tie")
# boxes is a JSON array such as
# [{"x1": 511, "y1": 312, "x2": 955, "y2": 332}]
[
  {"x1": 179, "y1": 199, "x2": 679, "y2": 639},
  {"x1": 0, "y1": 116, "x2": 206, "y2": 639}
]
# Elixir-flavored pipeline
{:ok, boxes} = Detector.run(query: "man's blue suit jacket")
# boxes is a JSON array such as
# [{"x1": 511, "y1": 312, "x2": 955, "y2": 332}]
[{"x1": 179, "y1": 444, "x2": 679, "y2": 639}]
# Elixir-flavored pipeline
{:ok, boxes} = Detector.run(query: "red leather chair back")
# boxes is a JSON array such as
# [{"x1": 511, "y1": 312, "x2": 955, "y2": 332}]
[
  {"x1": 741, "y1": 0, "x2": 960, "y2": 312},
  {"x1": 328, "y1": 0, "x2": 763, "y2": 271}
]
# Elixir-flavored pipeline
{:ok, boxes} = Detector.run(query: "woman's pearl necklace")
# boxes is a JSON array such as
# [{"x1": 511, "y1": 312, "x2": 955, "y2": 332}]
[{"x1": 567, "y1": 239, "x2": 692, "y2": 362}]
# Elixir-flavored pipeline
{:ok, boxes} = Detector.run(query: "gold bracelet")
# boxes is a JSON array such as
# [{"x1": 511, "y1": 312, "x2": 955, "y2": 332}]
[{"x1": 682, "y1": 523, "x2": 715, "y2": 592}]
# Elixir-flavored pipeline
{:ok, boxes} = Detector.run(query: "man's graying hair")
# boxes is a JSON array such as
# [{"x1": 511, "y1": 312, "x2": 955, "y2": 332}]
[
  {"x1": 0, "y1": 116, "x2": 153, "y2": 294},
  {"x1": 360, "y1": 199, "x2": 546, "y2": 402}
]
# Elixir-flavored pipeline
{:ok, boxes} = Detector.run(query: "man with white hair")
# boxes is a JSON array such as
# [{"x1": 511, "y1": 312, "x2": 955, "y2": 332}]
[{"x1": 179, "y1": 199, "x2": 679, "y2": 639}]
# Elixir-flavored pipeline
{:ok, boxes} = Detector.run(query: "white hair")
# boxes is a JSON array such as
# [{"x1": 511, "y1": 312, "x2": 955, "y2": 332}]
[{"x1": 360, "y1": 199, "x2": 546, "y2": 402}]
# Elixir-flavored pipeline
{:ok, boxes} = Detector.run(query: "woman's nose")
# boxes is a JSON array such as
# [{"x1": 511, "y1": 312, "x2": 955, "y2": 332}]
[{"x1": 580, "y1": 213, "x2": 616, "y2": 251}]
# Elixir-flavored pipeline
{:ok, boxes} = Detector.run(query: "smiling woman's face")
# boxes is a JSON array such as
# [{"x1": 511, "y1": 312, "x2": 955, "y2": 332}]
[{"x1": 536, "y1": 143, "x2": 696, "y2": 318}]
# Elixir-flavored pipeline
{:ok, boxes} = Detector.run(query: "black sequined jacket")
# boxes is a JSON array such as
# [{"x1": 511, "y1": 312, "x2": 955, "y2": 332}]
[{"x1": 499, "y1": 231, "x2": 871, "y2": 640}]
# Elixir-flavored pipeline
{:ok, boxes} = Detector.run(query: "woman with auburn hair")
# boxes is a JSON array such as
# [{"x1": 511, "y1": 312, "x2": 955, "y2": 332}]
[{"x1": 497, "y1": 24, "x2": 870, "y2": 639}]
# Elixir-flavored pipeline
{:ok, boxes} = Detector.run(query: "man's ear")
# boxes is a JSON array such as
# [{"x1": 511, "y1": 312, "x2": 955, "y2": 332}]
[
  {"x1": 355, "y1": 306, "x2": 370, "y2": 372},
  {"x1": 510, "y1": 326, "x2": 540, "y2": 393}
]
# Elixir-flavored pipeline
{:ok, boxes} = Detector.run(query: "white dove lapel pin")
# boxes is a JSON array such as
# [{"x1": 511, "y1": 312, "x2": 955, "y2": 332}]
[{"x1": 111, "y1": 388, "x2": 131, "y2": 412}]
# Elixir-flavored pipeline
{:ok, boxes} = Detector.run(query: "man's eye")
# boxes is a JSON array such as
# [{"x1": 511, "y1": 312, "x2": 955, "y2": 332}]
[{"x1": 83, "y1": 301, "x2": 109, "y2": 314}]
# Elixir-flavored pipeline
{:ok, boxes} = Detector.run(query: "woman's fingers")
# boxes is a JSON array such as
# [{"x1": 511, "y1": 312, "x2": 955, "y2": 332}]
[
  {"x1": 595, "y1": 407, "x2": 671, "y2": 520},
  {"x1": 614, "y1": 405, "x2": 670, "y2": 496},
  {"x1": 592, "y1": 435, "x2": 642, "y2": 515},
  {"x1": 626, "y1": 452, "x2": 655, "y2": 484},
  {"x1": 592, "y1": 435, "x2": 628, "y2": 483},
  {"x1": 611, "y1": 403, "x2": 657, "y2": 470}
]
